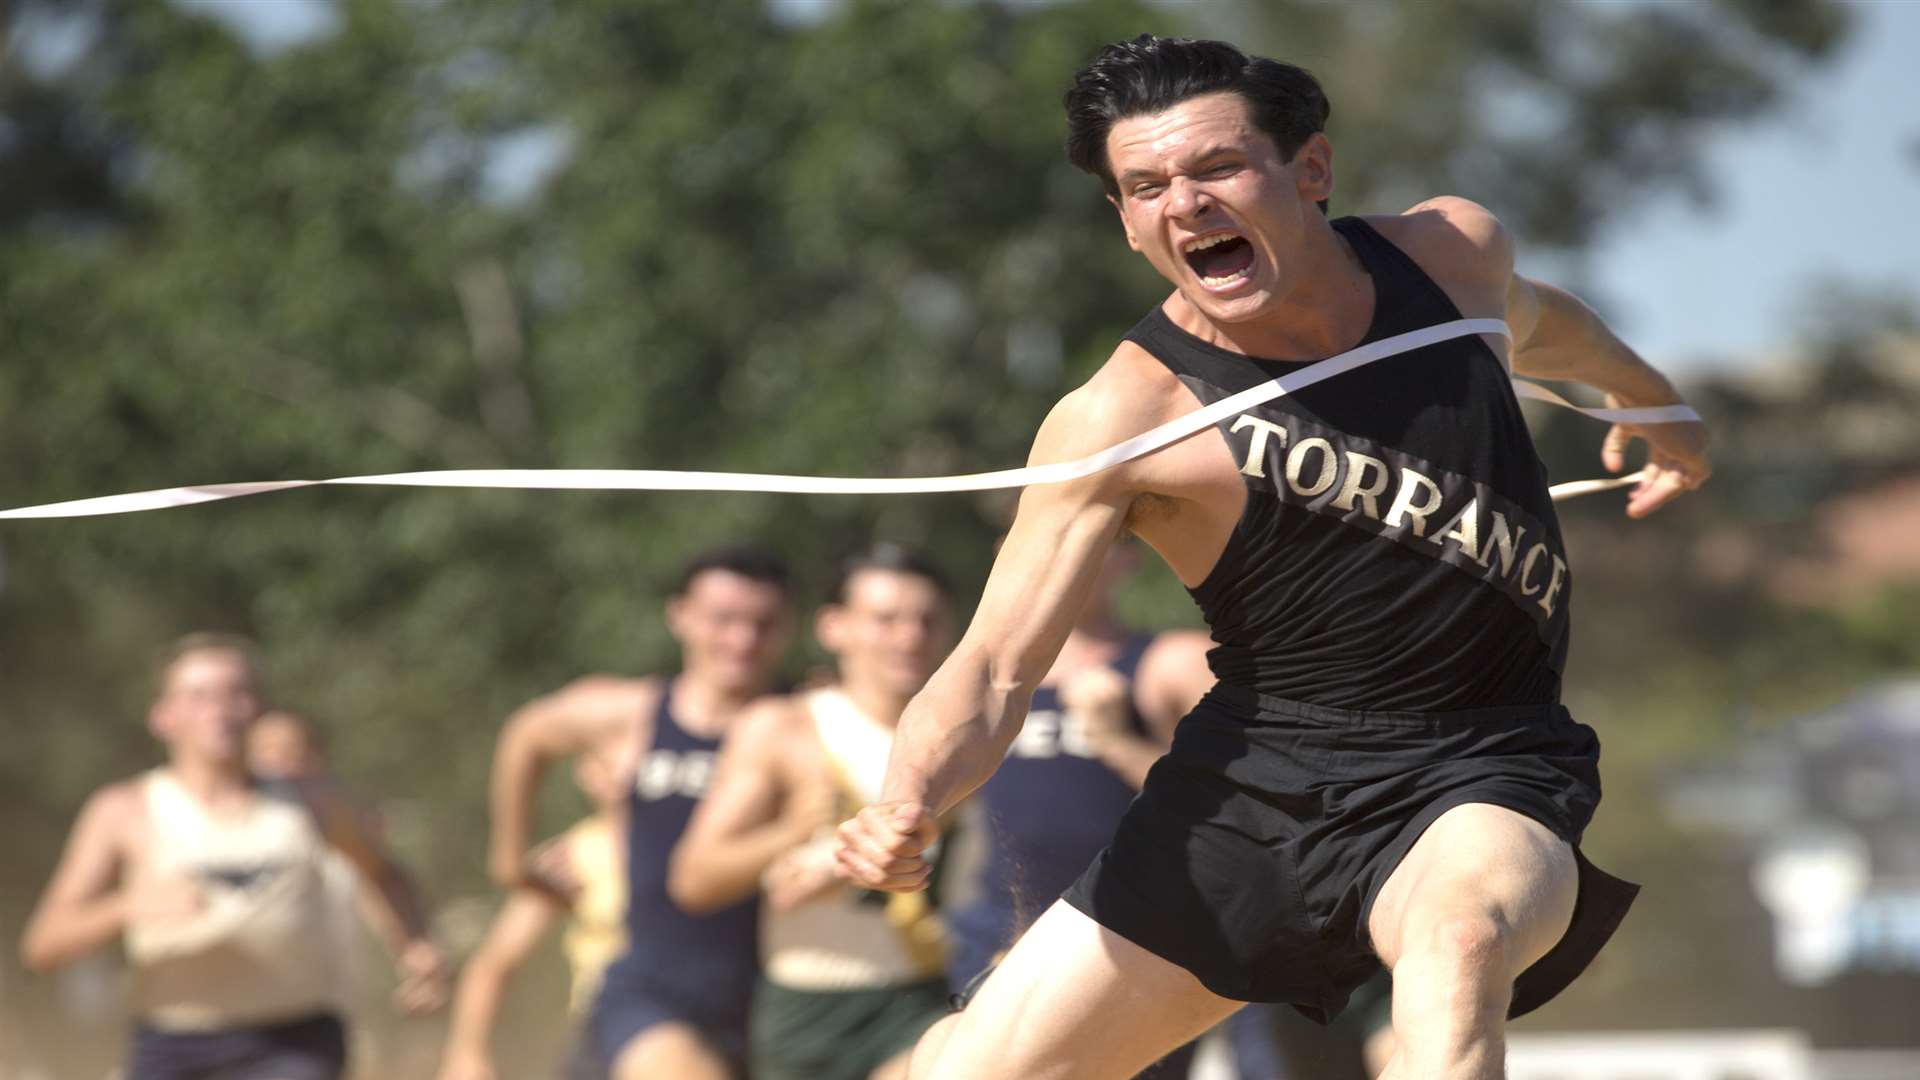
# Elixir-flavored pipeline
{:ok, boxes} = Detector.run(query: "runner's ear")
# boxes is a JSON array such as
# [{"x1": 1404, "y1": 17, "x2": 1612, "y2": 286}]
[
  {"x1": 815, "y1": 603, "x2": 848, "y2": 655},
  {"x1": 1107, "y1": 193, "x2": 1140, "y2": 251}
]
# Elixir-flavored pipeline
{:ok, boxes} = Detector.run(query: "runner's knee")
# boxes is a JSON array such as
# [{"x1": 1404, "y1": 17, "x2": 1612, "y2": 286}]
[
  {"x1": 1405, "y1": 910, "x2": 1510, "y2": 980},
  {"x1": 614, "y1": 1023, "x2": 728, "y2": 1080},
  {"x1": 1435, "y1": 912, "x2": 1507, "y2": 969}
]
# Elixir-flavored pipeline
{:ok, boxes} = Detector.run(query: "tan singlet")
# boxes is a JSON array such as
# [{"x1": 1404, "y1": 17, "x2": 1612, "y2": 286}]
[
  {"x1": 760, "y1": 688, "x2": 946, "y2": 990},
  {"x1": 124, "y1": 770, "x2": 340, "y2": 1031}
]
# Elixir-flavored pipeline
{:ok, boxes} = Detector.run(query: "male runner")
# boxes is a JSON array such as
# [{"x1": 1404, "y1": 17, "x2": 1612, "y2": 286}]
[
  {"x1": 438, "y1": 749, "x2": 627, "y2": 1080},
  {"x1": 19, "y1": 633, "x2": 447, "y2": 1080},
  {"x1": 669, "y1": 544, "x2": 956, "y2": 1080},
  {"x1": 487, "y1": 544, "x2": 793, "y2": 1080},
  {"x1": 836, "y1": 35, "x2": 1711, "y2": 1080}
]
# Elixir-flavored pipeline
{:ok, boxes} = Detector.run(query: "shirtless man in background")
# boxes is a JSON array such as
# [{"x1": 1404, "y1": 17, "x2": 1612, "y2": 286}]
[{"x1": 21, "y1": 633, "x2": 446, "y2": 1080}]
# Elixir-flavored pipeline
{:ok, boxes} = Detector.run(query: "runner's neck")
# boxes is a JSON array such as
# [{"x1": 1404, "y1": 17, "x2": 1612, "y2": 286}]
[
  {"x1": 160, "y1": 759, "x2": 255, "y2": 811},
  {"x1": 835, "y1": 678, "x2": 914, "y2": 731},
  {"x1": 668, "y1": 672, "x2": 765, "y2": 740}
]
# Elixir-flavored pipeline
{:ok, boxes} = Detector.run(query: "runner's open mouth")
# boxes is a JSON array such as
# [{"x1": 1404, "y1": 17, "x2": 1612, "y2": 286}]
[{"x1": 1184, "y1": 236, "x2": 1254, "y2": 282}]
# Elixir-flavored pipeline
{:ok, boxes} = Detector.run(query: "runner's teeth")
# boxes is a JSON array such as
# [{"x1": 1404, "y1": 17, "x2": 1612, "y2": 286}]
[
  {"x1": 1182, "y1": 233, "x2": 1238, "y2": 254},
  {"x1": 1201, "y1": 267, "x2": 1253, "y2": 286}
]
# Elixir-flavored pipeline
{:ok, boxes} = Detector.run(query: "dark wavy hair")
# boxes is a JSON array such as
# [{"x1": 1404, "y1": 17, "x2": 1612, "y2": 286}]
[
  {"x1": 830, "y1": 542, "x2": 950, "y2": 605},
  {"x1": 1065, "y1": 34, "x2": 1330, "y2": 208},
  {"x1": 673, "y1": 543, "x2": 792, "y2": 597}
]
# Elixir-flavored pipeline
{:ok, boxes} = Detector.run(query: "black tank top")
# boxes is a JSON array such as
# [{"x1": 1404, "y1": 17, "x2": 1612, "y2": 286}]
[{"x1": 1126, "y1": 217, "x2": 1570, "y2": 710}]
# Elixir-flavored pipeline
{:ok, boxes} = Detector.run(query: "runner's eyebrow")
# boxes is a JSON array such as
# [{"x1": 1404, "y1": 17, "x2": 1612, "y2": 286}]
[{"x1": 1117, "y1": 147, "x2": 1239, "y2": 187}]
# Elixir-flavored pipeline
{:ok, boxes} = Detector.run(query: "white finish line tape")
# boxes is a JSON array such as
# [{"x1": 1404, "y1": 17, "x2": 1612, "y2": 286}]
[{"x1": 0, "y1": 319, "x2": 1696, "y2": 520}]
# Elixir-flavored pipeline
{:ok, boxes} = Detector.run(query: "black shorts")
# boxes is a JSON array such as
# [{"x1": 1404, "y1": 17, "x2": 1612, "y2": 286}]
[
  {"x1": 748, "y1": 977, "x2": 950, "y2": 1080},
  {"x1": 1062, "y1": 684, "x2": 1638, "y2": 1024},
  {"x1": 127, "y1": 1012, "x2": 345, "y2": 1080}
]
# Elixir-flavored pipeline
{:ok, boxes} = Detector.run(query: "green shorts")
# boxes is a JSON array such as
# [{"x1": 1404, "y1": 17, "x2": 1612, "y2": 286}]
[{"x1": 748, "y1": 977, "x2": 950, "y2": 1080}]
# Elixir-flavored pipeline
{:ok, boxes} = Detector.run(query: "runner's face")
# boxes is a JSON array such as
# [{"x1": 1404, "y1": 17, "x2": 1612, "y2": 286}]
[
  {"x1": 153, "y1": 650, "x2": 262, "y2": 767},
  {"x1": 247, "y1": 713, "x2": 318, "y2": 779},
  {"x1": 668, "y1": 571, "x2": 792, "y2": 694},
  {"x1": 819, "y1": 570, "x2": 951, "y2": 699},
  {"x1": 1105, "y1": 92, "x2": 1331, "y2": 324}
]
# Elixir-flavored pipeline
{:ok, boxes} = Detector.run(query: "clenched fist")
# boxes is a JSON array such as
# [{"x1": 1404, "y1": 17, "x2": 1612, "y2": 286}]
[{"x1": 834, "y1": 801, "x2": 939, "y2": 893}]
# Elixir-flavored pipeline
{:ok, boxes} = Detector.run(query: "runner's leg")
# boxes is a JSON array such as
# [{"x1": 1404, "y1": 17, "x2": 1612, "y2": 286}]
[
  {"x1": 611, "y1": 1023, "x2": 735, "y2": 1080},
  {"x1": 909, "y1": 901, "x2": 1241, "y2": 1080},
  {"x1": 1367, "y1": 803, "x2": 1578, "y2": 1080}
]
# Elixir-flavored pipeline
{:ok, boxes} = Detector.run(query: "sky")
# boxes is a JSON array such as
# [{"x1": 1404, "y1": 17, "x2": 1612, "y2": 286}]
[
  {"x1": 162, "y1": 0, "x2": 1920, "y2": 375},
  {"x1": 1582, "y1": 0, "x2": 1920, "y2": 372}
]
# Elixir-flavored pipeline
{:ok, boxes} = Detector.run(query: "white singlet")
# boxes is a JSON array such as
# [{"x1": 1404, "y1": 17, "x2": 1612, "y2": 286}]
[
  {"x1": 124, "y1": 770, "x2": 341, "y2": 1031},
  {"x1": 760, "y1": 688, "x2": 945, "y2": 991}
]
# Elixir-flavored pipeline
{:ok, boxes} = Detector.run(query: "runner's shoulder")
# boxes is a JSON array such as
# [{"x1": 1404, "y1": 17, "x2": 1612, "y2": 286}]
[
  {"x1": 1367, "y1": 196, "x2": 1515, "y2": 296},
  {"x1": 724, "y1": 692, "x2": 815, "y2": 757},
  {"x1": 75, "y1": 777, "x2": 148, "y2": 846},
  {"x1": 542, "y1": 673, "x2": 662, "y2": 721},
  {"x1": 1029, "y1": 338, "x2": 1189, "y2": 469},
  {"x1": 552, "y1": 672, "x2": 660, "y2": 700}
]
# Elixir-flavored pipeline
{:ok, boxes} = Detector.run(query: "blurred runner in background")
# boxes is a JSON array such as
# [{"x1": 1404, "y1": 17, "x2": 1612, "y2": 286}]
[
  {"x1": 488, "y1": 545, "x2": 794, "y2": 1080},
  {"x1": 670, "y1": 544, "x2": 955, "y2": 1080},
  {"x1": 437, "y1": 748, "x2": 627, "y2": 1080},
  {"x1": 20, "y1": 633, "x2": 447, "y2": 1080}
]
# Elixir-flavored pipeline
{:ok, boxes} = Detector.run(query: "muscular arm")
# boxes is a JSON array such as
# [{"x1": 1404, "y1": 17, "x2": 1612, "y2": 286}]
[
  {"x1": 668, "y1": 701, "x2": 827, "y2": 914},
  {"x1": 1394, "y1": 196, "x2": 1710, "y2": 518},
  {"x1": 838, "y1": 377, "x2": 1149, "y2": 890},
  {"x1": 488, "y1": 678, "x2": 651, "y2": 890},
  {"x1": 437, "y1": 889, "x2": 562, "y2": 1078},
  {"x1": 893, "y1": 410, "x2": 1137, "y2": 813},
  {"x1": 19, "y1": 786, "x2": 135, "y2": 973},
  {"x1": 1505, "y1": 273, "x2": 1711, "y2": 517}
]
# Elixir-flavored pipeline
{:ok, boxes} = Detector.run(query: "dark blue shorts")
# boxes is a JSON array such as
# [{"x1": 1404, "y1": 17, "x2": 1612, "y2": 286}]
[
  {"x1": 127, "y1": 1012, "x2": 345, "y2": 1080},
  {"x1": 587, "y1": 971, "x2": 747, "y2": 1077}
]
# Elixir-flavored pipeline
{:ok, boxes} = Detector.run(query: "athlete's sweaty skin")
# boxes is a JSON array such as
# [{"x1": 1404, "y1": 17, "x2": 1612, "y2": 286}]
[{"x1": 835, "y1": 88, "x2": 1708, "y2": 1080}]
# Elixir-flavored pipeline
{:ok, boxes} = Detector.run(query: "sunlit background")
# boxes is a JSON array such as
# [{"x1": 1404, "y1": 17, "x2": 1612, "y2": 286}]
[{"x1": 3, "y1": 1, "x2": 1917, "y2": 1077}]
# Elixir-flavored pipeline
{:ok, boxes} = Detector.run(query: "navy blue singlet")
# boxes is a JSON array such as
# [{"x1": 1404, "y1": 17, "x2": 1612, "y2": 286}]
[
  {"x1": 946, "y1": 635, "x2": 1156, "y2": 987},
  {"x1": 600, "y1": 680, "x2": 759, "y2": 1027}
]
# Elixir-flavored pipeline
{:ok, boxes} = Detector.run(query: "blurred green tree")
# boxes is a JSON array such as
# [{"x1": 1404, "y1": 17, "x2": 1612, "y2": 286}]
[{"x1": 0, "y1": 0, "x2": 1855, "y2": 895}]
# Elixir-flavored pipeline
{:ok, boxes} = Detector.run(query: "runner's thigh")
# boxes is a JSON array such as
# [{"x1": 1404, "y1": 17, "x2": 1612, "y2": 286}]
[
  {"x1": 917, "y1": 900, "x2": 1240, "y2": 1080},
  {"x1": 1367, "y1": 801, "x2": 1577, "y2": 975},
  {"x1": 613, "y1": 1022, "x2": 736, "y2": 1080}
]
